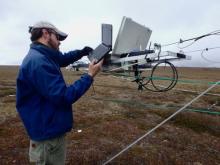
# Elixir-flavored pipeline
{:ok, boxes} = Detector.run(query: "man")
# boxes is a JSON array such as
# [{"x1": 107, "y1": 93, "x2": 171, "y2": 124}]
[{"x1": 16, "y1": 21, "x2": 103, "y2": 164}]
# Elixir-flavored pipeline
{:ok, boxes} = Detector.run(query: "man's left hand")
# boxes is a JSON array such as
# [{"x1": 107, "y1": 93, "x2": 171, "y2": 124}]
[{"x1": 81, "y1": 46, "x2": 93, "y2": 56}]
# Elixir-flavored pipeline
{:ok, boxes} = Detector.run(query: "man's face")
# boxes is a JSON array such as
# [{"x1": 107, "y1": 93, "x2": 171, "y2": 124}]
[{"x1": 46, "y1": 30, "x2": 60, "y2": 50}]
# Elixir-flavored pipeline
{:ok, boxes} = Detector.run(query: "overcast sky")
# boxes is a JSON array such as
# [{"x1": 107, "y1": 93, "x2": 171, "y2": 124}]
[{"x1": 1, "y1": 0, "x2": 220, "y2": 67}]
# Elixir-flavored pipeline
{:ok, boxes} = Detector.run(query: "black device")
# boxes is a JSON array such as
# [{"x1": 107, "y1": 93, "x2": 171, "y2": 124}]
[{"x1": 88, "y1": 24, "x2": 112, "y2": 63}]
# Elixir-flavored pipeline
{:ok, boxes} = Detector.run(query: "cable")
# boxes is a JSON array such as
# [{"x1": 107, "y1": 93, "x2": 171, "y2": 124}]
[
  {"x1": 102, "y1": 80, "x2": 220, "y2": 165},
  {"x1": 140, "y1": 61, "x2": 178, "y2": 92},
  {"x1": 178, "y1": 46, "x2": 220, "y2": 64},
  {"x1": 184, "y1": 46, "x2": 220, "y2": 54},
  {"x1": 161, "y1": 41, "x2": 179, "y2": 47},
  {"x1": 86, "y1": 95, "x2": 220, "y2": 115},
  {"x1": 201, "y1": 48, "x2": 220, "y2": 63},
  {"x1": 161, "y1": 30, "x2": 220, "y2": 48},
  {"x1": 150, "y1": 61, "x2": 178, "y2": 92},
  {"x1": 177, "y1": 40, "x2": 196, "y2": 49}
]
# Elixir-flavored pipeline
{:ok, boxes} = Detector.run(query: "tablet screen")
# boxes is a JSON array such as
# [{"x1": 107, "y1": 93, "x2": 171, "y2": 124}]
[{"x1": 88, "y1": 44, "x2": 111, "y2": 63}]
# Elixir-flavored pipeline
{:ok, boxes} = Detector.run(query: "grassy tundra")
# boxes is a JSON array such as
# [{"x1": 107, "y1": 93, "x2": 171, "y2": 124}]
[{"x1": 0, "y1": 66, "x2": 219, "y2": 164}]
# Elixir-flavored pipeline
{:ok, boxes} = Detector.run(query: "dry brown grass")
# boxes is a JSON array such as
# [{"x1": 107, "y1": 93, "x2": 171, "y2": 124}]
[{"x1": 0, "y1": 66, "x2": 220, "y2": 164}]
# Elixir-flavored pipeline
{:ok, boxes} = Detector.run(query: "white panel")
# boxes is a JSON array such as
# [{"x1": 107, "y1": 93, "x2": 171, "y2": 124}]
[{"x1": 112, "y1": 17, "x2": 152, "y2": 55}]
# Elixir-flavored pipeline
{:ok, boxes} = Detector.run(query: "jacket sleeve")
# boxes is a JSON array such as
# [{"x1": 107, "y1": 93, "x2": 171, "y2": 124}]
[
  {"x1": 30, "y1": 57, "x2": 93, "y2": 106},
  {"x1": 57, "y1": 50, "x2": 84, "y2": 67}
]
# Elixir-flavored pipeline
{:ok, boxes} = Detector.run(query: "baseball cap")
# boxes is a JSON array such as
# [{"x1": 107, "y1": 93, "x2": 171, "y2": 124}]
[{"x1": 29, "y1": 21, "x2": 68, "y2": 41}]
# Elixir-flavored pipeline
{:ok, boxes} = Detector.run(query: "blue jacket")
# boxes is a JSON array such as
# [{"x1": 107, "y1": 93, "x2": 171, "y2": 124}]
[{"x1": 16, "y1": 43, "x2": 93, "y2": 141}]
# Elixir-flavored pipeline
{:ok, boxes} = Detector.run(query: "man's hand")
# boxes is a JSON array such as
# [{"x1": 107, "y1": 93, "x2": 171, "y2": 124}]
[
  {"x1": 81, "y1": 46, "x2": 93, "y2": 56},
  {"x1": 88, "y1": 59, "x2": 103, "y2": 78}
]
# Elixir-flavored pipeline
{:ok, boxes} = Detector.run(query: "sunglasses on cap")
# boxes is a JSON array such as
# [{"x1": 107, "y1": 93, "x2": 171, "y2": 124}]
[{"x1": 47, "y1": 29, "x2": 60, "y2": 40}]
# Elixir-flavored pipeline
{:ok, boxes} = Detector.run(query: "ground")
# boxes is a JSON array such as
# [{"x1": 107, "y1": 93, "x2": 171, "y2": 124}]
[{"x1": 0, "y1": 66, "x2": 219, "y2": 165}]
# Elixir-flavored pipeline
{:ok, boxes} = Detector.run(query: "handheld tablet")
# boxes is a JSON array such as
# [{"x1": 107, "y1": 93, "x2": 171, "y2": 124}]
[
  {"x1": 88, "y1": 44, "x2": 111, "y2": 63},
  {"x1": 88, "y1": 24, "x2": 112, "y2": 63}
]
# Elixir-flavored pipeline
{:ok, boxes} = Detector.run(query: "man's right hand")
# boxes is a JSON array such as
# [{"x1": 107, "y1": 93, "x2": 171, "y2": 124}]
[{"x1": 88, "y1": 59, "x2": 103, "y2": 78}]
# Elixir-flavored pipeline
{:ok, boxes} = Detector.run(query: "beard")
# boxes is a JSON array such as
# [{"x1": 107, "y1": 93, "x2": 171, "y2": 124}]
[{"x1": 48, "y1": 38, "x2": 59, "y2": 50}]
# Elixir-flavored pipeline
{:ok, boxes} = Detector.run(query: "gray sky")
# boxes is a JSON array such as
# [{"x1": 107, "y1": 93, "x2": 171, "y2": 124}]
[{"x1": 1, "y1": 0, "x2": 220, "y2": 67}]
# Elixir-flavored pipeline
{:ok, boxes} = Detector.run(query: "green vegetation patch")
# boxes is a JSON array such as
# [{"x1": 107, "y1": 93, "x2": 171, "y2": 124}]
[{"x1": 152, "y1": 109, "x2": 220, "y2": 137}]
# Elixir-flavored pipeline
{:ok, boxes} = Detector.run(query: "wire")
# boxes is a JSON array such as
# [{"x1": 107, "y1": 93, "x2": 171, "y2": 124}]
[
  {"x1": 182, "y1": 46, "x2": 220, "y2": 54},
  {"x1": 140, "y1": 61, "x2": 178, "y2": 92},
  {"x1": 102, "y1": 80, "x2": 220, "y2": 165},
  {"x1": 177, "y1": 40, "x2": 196, "y2": 49},
  {"x1": 201, "y1": 48, "x2": 220, "y2": 63},
  {"x1": 161, "y1": 30, "x2": 220, "y2": 48},
  {"x1": 161, "y1": 41, "x2": 179, "y2": 47},
  {"x1": 92, "y1": 83, "x2": 96, "y2": 95}
]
